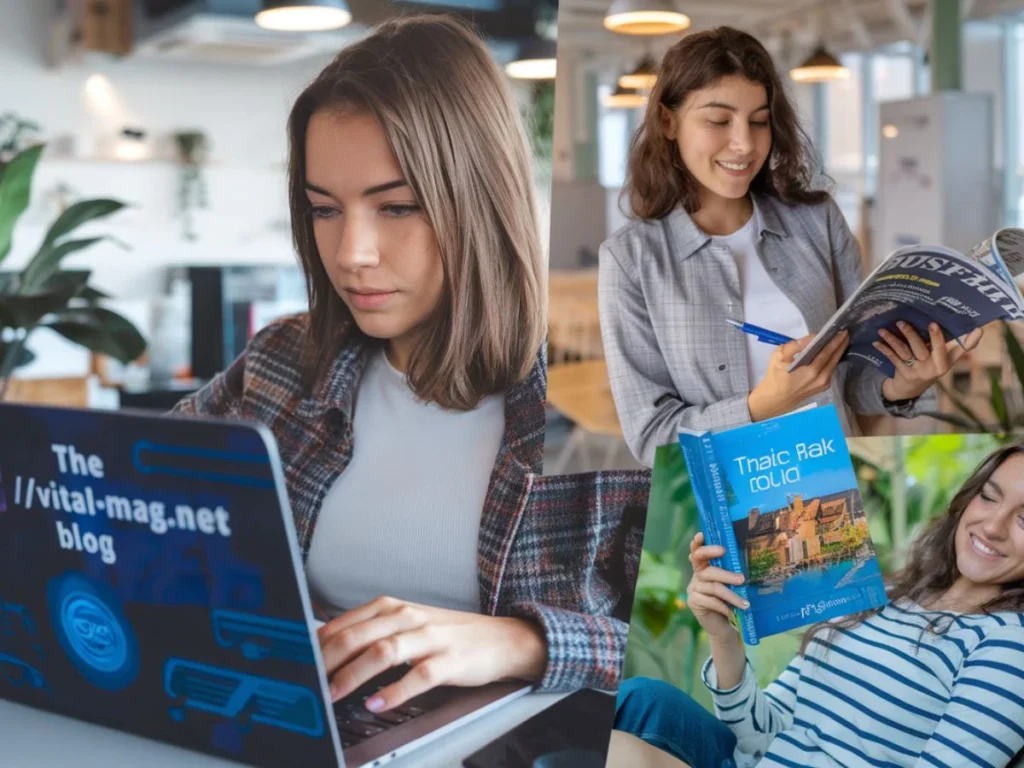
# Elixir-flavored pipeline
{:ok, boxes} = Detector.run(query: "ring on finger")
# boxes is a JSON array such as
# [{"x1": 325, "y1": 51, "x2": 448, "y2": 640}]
[{"x1": 903, "y1": 357, "x2": 916, "y2": 367}]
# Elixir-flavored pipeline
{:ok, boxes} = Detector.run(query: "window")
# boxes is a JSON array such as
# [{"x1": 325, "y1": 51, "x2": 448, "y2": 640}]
[{"x1": 825, "y1": 53, "x2": 864, "y2": 231}]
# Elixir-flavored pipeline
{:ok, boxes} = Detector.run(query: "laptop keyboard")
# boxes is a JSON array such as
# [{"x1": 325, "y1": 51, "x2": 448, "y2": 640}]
[{"x1": 332, "y1": 664, "x2": 438, "y2": 749}]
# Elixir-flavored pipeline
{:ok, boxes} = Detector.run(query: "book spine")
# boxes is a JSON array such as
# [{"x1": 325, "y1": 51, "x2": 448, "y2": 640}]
[{"x1": 680, "y1": 432, "x2": 758, "y2": 645}]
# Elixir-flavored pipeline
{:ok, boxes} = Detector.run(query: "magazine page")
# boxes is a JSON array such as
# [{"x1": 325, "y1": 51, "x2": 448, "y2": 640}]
[
  {"x1": 791, "y1": 243, "x2": 1024, "y2": 378},
  {"x1": 706, "y1": 406, "x2": 887, "y2": 640},
  {"x1": 967, "y1": 227, "x2": 1024, "y2": 287}
]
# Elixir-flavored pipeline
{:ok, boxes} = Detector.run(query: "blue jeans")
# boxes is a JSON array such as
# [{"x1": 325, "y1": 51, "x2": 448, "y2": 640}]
[{"x1": 614, "y1": 677, "x2": 738, "y2": 768}]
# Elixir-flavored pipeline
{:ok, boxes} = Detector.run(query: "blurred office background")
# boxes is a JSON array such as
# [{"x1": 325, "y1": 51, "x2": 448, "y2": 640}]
[
  {"x1": 0, "y1": 0, "x2": 557, "y2": 411},
  {"x1": 544, "y1": 0, "x2": 1024, "y2": 473}
]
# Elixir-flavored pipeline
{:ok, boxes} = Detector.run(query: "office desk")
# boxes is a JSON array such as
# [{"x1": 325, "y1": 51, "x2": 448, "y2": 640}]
[{"x1": 0, "y1": 691, "x2": 567, "y2": 767}]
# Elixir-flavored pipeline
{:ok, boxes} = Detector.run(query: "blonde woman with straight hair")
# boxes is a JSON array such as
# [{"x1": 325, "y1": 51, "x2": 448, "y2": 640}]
[{"x1": 174, "y1": 14, "x2": 649, "y2": 719}]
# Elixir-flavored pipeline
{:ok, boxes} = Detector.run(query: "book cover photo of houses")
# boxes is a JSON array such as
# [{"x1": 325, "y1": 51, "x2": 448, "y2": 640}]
[{"x1": 733, "y1": 488, "x2": 877, "y2": 612}]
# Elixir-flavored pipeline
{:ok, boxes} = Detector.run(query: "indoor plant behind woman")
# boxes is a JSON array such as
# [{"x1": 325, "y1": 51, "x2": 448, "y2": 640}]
[
  {"x1": 174, "y1": 14, "x2": 650, "y2": 714},
  {"x1": 598, "y1": 26, "x2": 981, "y2": 468},
  {"x1": 615, "y1": 441, "x2": 1024, "y2": 767}
]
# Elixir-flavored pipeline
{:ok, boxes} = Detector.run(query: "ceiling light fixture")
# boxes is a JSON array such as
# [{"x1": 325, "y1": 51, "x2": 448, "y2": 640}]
[
  {"x1": 603, "y1": 0, "x2": 690, "y2": 36},
  {"x1": 618, "y1": 53, "x2": 658, "y2": 89},
  {"x1": 603, "y1": 83, "x2": 647, "y2": 109},
  {"x1": 790, "y1": 45, "x2": 851, "y2": 83},
  {"x1": 255, "y1": 0, "x2": 352, "y2": 32},
  {"x1": 506, "y1": 38, "x2": 557, "y2": 80}
]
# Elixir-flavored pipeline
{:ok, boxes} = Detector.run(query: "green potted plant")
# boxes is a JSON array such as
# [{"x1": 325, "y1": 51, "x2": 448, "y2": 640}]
[{"x1": 0, "y1": 142, "x2": 147, "y2": 401}]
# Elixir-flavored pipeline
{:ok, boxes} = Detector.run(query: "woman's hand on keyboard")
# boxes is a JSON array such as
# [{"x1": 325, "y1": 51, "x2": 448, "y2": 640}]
[{"x1": 317, "y1": 596, "x2": 547, "y2": 712}]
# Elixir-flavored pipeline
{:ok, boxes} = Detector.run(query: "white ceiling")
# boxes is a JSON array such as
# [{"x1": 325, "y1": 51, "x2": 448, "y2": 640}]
[{"x1": 557, "y1": 0, "x2": 1024, "y2": 71}]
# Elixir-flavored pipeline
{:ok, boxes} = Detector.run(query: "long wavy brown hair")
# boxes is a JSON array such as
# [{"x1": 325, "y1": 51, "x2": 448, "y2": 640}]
[
  {"x1": 801, "y1": 441, "x2": 1024, "y2": 655},
  {"x1": 625, "y1": 26, "x2": 830, "y2": 220}
]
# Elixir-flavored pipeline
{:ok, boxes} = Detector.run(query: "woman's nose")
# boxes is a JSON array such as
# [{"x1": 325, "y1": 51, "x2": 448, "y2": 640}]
[
  {"x1": 335, "y1": 219, "x2": 379, "y2": 272},
  {"x1": 729, "y1": 123, "x2": 753, "y2": 155}
]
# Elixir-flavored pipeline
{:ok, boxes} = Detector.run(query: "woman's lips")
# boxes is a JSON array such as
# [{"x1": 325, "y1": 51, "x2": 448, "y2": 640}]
[
  {"x1": 969, "y1": 533, "x2": 1004, "y2": 560},
  {"x1": 346, "y1": 290, "x2": 396, "y2": 310}
]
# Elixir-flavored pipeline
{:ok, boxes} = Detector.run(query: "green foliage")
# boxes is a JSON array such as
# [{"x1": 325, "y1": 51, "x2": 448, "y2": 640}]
[
  {"x1": 748, "y1": 549, "x2": 779, "y2": 583},
  {"x1": 526, "y1": 81, "x2": 555, "y2": 163},
  {"x1": 0, "y1": 144, "x2": 146, "y2": 395},
  {"x1": 925, "y1": 322, "x2": 1024, "y2": 436}
]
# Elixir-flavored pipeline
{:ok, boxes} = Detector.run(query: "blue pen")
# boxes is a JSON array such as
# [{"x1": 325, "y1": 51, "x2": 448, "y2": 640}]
[{"x1": 726, "y1": 318, "x2": 794, "y2": 346}]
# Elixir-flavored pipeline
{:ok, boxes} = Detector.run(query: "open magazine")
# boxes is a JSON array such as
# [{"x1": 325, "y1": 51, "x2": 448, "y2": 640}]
[
  {"x1": 791, "y1": 228, "x2": 1024, "y2": 378},
  {"x1": 675, "y1": 405, "x2": 887, "y2": 645}
]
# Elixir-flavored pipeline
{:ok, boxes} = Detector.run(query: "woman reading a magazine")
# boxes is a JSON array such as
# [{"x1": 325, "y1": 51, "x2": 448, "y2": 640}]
[
  {"x1": 614, "y1": 441, "x2": 1024, "y2": 768},
  {"x1": 599, "y1": 26, "x2": 981, "y2": 468},
  {"x1": 173, "y1": 16, "x2": 648, "y2": 715}
]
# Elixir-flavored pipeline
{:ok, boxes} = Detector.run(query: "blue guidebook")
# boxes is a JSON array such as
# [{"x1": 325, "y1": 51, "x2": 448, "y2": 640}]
[{"x1": 678, "y1": 405, "x2": 888, "y2": 645}]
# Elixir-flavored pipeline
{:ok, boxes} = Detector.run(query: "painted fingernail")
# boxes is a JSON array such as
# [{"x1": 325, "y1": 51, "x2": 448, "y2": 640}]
[
  {"x1": 366, "y1": 696, "x2": 385, "y2": 712},
  {"x1": 741, "y1": 600, "x2": 750, "y2": 608}
]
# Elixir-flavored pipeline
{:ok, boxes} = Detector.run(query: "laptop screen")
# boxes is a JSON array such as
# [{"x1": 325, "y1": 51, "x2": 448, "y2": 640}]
[{"x1": 0, "y1": 404, "x2": 342, "y2": 767}]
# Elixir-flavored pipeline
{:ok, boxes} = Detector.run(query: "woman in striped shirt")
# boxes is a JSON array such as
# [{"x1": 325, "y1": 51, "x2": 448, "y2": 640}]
[{"x1": 614, "y1": 441, "x2": 1024, "y2": 768}]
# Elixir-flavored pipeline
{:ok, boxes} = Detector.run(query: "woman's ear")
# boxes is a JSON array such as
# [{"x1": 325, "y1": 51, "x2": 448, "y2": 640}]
[{"x1": 659, "y1": 104, "x2": 678, "y2": 140}]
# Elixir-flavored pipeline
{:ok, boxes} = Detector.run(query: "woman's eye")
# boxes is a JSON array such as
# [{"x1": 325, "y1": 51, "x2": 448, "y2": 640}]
[
  {"x1": 310, "y1": 205, "x2": 338, "y2": 220},
  {"x1": 751, "y1": 120, "x2": 770, "y2": 127},
  {"x1": 980, "y1": 493, "x2": 995, "y2": 503},
  {"x1": 708, "y1": 120, "x2": 729, "y2": 127},
  {"x1": 381, "y1": 203, "x2": 421, "y2": 217}
]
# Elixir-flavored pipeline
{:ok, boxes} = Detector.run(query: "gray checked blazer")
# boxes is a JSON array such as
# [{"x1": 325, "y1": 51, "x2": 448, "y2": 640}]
[{"x1": 598, "y1": 192, "x2": 934, "y2": 468}]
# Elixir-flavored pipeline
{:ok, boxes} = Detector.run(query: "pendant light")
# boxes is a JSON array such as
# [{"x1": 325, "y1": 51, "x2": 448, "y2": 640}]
[
  {"x1": 603, "y1": 0, "x2": 690, "y2": 36},
  {"x1": 255, "y1": 0, "x2": 352, "y2": 32},
  {"x1": 603, "y1": 83, "x2": 647, "y2": 109},
  {"x1": 618, "y1": 53, "x2": 658, "y2": 90},
  {"x1": 506, "y1": 38, "x2": 557, "y2": 80},
  {"x1": 790, "y1": 45, "x2": 850, "y2": 83}
]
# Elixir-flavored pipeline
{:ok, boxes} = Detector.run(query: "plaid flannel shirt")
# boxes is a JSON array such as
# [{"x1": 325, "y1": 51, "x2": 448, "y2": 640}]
[{"x1": 172, "y1": 315, "x2": 652, "y2": 692}]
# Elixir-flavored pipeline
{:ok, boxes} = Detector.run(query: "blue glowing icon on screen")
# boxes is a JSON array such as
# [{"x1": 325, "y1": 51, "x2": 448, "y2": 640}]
[{"x1": 48, "y1": 573, "x2": 139, "y2": 690}]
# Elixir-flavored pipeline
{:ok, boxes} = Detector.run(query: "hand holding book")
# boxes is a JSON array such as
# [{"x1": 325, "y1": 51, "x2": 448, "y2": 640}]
[
  {"x1": 686, "y1": 532, "x2": 750, "y2": 691},
  {"x1": 685, "y1": 530, "x2": 749, "y2": 639}
]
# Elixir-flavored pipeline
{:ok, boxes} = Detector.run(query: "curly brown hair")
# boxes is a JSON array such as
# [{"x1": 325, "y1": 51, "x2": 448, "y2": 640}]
[
  {"x1": 625, "y1": 26, "x2": 830, "y2": 220},
  {"x1": 801, "y1": 441, "x2": 1024, "y2": 655}
]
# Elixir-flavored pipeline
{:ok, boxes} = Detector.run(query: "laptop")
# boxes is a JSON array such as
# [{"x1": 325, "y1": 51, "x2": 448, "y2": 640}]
[{"x1": 0, "y1": 403, "x2": 530, "y2": 767}]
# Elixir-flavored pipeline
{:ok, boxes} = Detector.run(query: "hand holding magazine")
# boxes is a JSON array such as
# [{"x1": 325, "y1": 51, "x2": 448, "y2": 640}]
[
  {"x1": 674, "y1": 405, "x2": 887, "y2": 645},
  {"x1": 790, "y1": 228, "x2": 1024, "y2": 378}
]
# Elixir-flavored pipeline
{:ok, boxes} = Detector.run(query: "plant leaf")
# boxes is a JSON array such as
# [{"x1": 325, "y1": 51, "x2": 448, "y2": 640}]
[
  {"x1": 0, "y1": 271, "x2": 90, "y2": 327},
  {"x1": 42, "y1": 306, "x2": 147, "y2": 364},
  {"x1": 1004, "y1": 322, "x2": 1024, "y2": 405},
  {"x1": 21, "y1": 237, "x2": 107, "y2": 291},
  {"x1": 38, "y1": 199, "x2": 124, "y2": 252},
  {"x1": 933, "y1": 380, "x2": 989, "y2": 432},
  {"x1": 988, "y1": 371, "x2": 1011, "y2": 433},
  {"x1": 79, "y1": 285, "x2": 109, "y2": 301},
  {"x1": 0, "y1": 144, "x2": 44, "y2": 265},
  {"x1": 0, "y1": 340, "x2": 35, "y2": 371},
  {"x1": 0, "y1": 272, "x2": 19, "y2": 295},
  {"x1": 920, "y1": 410, "x2": 993, "y2": 433}
]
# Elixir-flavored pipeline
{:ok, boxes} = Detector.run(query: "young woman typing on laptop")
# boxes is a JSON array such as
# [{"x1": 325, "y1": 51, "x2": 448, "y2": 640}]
[
  {"x1": 174, "y1": 15, "x2": 648, "y2": 718},
  {"x1": 597, "y1": 27, "x2": 982, "y2": 469},
  {"x1": 613, "y1": 441, "x2": 1024, "y2": 768}
]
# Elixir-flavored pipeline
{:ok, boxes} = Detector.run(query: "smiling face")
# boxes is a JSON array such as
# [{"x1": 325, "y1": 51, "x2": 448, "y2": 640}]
[
  {"x1": 954, "y1": 453, "x2": 1024, "y2": 591},
  {"x1": 304, "y1": 109, "x2": 444, "y2": 370},
  {"x1": 661, "y1": 74, "x2": 772, "y2": 207}
]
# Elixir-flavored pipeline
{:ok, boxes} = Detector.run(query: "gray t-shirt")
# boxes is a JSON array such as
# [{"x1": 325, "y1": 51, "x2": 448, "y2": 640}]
[{"x1": 304, "y1": 349, "x2": 505, "y2": 615}]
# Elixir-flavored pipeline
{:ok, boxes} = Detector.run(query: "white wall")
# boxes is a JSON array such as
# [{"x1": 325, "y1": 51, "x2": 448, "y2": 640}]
[{"x1": 0, "y1": 0, "x2": 333, "y2": 299}]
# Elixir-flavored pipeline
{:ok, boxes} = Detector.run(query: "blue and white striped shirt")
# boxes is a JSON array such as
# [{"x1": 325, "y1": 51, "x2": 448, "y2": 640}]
[{"x1": 703, "y1": 601, "x2": 1024, "y2": 767}]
